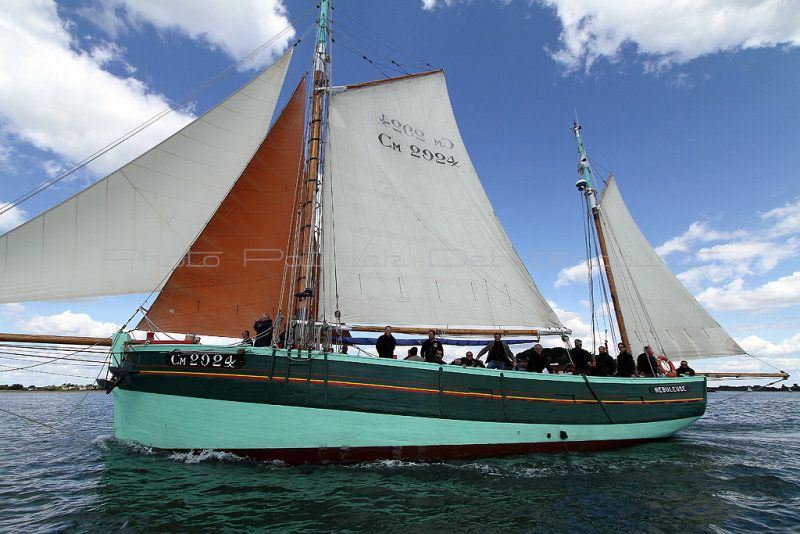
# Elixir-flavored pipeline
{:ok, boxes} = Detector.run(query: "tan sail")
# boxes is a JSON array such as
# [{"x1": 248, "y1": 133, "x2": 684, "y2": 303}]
[{"x1": 138, "y1": 79, "x2": 307, "y2": 338}]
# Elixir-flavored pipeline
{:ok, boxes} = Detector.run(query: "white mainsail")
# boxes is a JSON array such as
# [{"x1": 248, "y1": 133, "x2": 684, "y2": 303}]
[
  {"x1": 0, "y1": 50, "x2": 292, "y2": 303},
  {"x1": 598, "y1": 175, "x2": 745, "y2": 359},
  {"x1": 320, "y1": 71, "x2": 563, "y2": 331}
]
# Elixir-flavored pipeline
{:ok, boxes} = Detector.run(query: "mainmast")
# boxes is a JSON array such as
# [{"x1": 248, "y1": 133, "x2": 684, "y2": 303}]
[
  {"x1": 290, "y1": 0, "x2": 330, "y2": 347},
  {"x1": 571, "y1": 122, "x2": 630, "y2": 352}
]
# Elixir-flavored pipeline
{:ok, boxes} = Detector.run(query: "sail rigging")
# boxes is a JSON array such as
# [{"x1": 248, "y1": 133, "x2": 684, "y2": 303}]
[{"x1": 0, "y1": 49, "x2": 293, "y2": 305}]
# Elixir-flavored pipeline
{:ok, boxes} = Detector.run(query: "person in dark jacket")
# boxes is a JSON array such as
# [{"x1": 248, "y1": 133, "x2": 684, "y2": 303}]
[
  {"x1": 615, "y1": 342, "x2": 636, "y2": 377},
  {"x1": 253, "y1": 314, "x2": 273, "y2": 347},
  {"x1": 595, "y1": 345, "x2": 616, "y2": 376},
  {"x1": 462, "y1": 351, "x2": 480, "y2": 367},
  {"x1": 429, "y1": 348, "x2": 446, "y2": 365},
  {"x1": 637, "y1": 346, "x2": 659, "y2": 377},
  {"x1": 421, "y1": 330, "x2": 444, "y2": 363},
  {"x1": 675, "y1": 360, "x2": 696, "y2": 376},
  {"x1": 376, "y1": 326, "x2": 396, "y2": 358},
  {"x1": 477, "y1": 333, "x2": 515, "y2": 370},
  {"x1": 528, "y1": 344, "x2": 553, "y2": 373},
  {"x1": 569, "y1": 339, "x2": 592, "y2": 374}
]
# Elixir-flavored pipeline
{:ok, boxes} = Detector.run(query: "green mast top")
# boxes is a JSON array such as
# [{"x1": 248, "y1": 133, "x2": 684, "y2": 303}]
[
  {"x1": 571, "y1": 121, "x2": 594, "y2": 189},
  {"x1": 571, "y1": 120, "x2": 598, "y2": 210},
  {"x1": 317, "y1": 0, "x2": 329, "y2": 48}
]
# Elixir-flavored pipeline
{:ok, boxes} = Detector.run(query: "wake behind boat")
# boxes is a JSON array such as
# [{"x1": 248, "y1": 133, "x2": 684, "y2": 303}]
[{"x1": 0, "y1": 1, "x2": 772, "y2": 464}]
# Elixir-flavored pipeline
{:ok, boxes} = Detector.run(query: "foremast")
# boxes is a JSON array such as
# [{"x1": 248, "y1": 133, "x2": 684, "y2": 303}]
[
  {"x1": 571, "y1": 122, "x2": 630, "y2": 352},
  {"x1": 288, "y1": 0, "x2": 330, "y2": 348}
]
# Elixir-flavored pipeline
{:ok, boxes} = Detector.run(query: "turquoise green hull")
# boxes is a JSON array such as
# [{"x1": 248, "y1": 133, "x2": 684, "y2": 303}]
[{"x1": 110, "y1": 334, "x2": 706, "y2": 464}]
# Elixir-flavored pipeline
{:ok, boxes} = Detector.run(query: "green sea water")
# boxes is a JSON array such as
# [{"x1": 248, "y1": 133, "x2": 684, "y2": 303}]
[{"x1": 1, "y1": 391, "x2": 798, "y2": 533}]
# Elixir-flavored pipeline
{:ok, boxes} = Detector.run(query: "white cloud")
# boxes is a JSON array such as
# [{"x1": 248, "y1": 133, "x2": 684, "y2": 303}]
[
  {"x1": 421, "y1": 0, "x2": 455, "y2": 10},
  {"x1": 0, "y1": 202, "x2": 26, "y2": 232},
  {"x1": 555, "y1": 259, "x2": 588, "y2": 288},
  {"x1": 655, "y1": 221, "x2": 745, "y2": 256},
  {"x1": 677, "y1": 262, "x2": 751, "y2": 290},
  {"x1": 91, "y1": 0, "x2": 294, "y2": 71},
  {"x1": 0, "y1": 303, "x2": 28, "y2": 316},
  {"x1": 16, "y1": 310, "x2": 119, "y2": 337},
  {"x1": 695, "y1": 238, "x2": 799, "y2": 270},
  {"x1": 762, "y1": 198, "x2": 800, "y2": 237},
  {"x1": 547, "y1": 300, "x2": 590, "y2": 340},
  {"x1": 555, "y1": 256, "x2": 605, "y2": 288},
  {"x1": 0, "y1": 0, "x2": 195, "y2": 177},
  {"x1": 737, "y1": 332, "x2": 800, "y2": 357},
  {"x1": 696, "y1": 272, "x2": 800, "y2": 312},
  {"x1": 539, "y1": 0, "x2": 800, "y2": 73}
]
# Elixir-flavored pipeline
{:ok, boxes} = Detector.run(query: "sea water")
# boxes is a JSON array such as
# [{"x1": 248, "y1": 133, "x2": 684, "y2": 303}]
[{"x1": 1, "y1": 391, "x2": 798, "y2": 533}]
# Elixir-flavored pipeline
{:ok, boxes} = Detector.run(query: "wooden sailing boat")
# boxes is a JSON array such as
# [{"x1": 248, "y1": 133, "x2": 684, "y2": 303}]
[{"x1": 0, "y1": 2, "x2": 780, "y2": 464}]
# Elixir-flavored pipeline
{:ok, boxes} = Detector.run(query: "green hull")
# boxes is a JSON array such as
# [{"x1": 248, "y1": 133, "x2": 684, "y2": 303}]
[{"x1": 110, "y1": 334, "x2": 706, "y2": 464}]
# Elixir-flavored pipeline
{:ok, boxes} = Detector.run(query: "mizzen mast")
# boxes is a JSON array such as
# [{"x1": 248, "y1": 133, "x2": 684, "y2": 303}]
[{"x1": 571, "y1": 121, "x2": 630, "y2": 351}]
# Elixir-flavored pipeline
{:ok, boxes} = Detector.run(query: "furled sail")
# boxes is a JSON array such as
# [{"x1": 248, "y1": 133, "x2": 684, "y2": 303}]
[
  {"x1": 138, "y1": 78, "x2": 307, "y2": 338},
  {"x1": 0, "y1": 49, "x2": 293, "y2": 303},
  {"x1": 597, "y1": 175, "x2": 745, "y2": 359},
  {"x1": 320, "y1": 71, "x2": 563, "y2": 331}
]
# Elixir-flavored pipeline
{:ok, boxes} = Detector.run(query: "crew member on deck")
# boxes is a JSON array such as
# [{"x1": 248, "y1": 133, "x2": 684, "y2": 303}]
[
  {"x1": 528, "y1": 343, "x2": 553, "y2": 373},
  {"x1": 637, "y1": 346, "x2": 659, "y2": 377},
  {"x1": 253, "y1": 314, "x2": 273, "y2": 347},
  {"x1": 430, "y1": 348, "x2": 446, "y2": 365},
  {"x1": 477, "y1": 333, "x2": 515, "y2": 370},
  {"x1": 676, "y1": 360, "x2": 696, "y2": 376},
  {"x1": 240, "y1": 330, "x2": 253, "y2": 346},
  {"x1": 569, "y1": 339, "x2": 592, "y2": 374},
  {"x1": 462, "y1": 351, "x2": 480, "y2": 367},
  {"x1": 595, "y1": 345, "x2": 616, "y2": 376},
  {"x1": 405, "y1": 347, "x2": 423, "y2": 361},
  {"x1": 421, "y1": 330, "x2": 444, "y2": 363},
  {"x1": 616, "y1": 342, "x2": 636, "y2": 377},
  {"x1": 376, "y1": 325, "x2": 396, "y2": 358}
]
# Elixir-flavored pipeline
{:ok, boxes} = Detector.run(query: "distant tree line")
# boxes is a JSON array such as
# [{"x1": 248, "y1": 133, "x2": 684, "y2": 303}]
[{"x1": 0, "y1": 383, "x2": 100, "y2": 391}]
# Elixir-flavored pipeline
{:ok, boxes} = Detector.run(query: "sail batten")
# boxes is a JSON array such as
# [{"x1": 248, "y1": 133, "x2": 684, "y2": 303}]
[
  {"x1": 0, "y1": 49, "x2": 293, "y2": 304},
  {"x1": 598, "y1": 176, "x2": 745, "y2": 359},
  {"x1": 320, "y1": 71, "x2": 563, "y2": 330}
]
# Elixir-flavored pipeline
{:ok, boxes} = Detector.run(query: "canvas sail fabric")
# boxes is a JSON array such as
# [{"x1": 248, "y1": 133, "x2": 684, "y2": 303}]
[
  {"x1": 598, "y1": 175, "x2": 745, "y2": 359},
  {"x1": 320, "y1": 71, "x2": 563, "y2": 331},
  {"x1": 138, "y1": 78, "x2": 307, "y2": 338},
  {"x1": 0, "y1": 49, "x2": 292, "y2": 304}
]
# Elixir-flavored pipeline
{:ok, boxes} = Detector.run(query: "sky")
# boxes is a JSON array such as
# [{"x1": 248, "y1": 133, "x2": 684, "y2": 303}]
[{"x1": 1, "y1": 0, "x2": 799, "y2": 387}]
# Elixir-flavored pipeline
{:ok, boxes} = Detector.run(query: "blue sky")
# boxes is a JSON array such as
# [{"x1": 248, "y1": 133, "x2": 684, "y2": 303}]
[{"x1": 1, "y1": 0, "x2": 799, "y2": 386}]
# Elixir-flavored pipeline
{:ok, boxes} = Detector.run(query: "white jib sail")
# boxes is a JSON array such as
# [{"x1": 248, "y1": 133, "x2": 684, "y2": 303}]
[
  {"x1": 598, "y1": 175, "x2": 745, "y2": 359},
  {"x1": 0, "y1": 49, "x2": 292, "y2": 303},
  {"x1": 320, "y1": 71, "x2": 563, "y2": 331}
]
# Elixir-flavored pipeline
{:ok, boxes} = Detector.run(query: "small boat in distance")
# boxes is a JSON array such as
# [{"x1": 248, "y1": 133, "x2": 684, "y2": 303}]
[{"x1": 0, "y1": 1, "x2": 779, "y2": 464}]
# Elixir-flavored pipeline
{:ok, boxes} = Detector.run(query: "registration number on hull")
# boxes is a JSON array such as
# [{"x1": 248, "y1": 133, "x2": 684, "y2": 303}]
[{"x1": 165, "y1": 352, "x2": 245, "y2": 369}]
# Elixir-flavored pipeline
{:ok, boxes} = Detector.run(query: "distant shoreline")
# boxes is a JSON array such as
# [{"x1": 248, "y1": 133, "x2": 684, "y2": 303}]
[{"x1": 0, "y1": 389, "x2": 104, "y2": 393}]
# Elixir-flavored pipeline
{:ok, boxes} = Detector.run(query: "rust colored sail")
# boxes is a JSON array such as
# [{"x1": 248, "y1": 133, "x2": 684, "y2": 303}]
[{"x1": 138, "y1": 78, "x2": 307, "y2": 338}]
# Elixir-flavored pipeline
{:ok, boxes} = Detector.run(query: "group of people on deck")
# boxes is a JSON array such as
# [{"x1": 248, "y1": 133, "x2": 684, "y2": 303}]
[{"x1": 374, "y1": 327, "x2": 696, "y2": 377}]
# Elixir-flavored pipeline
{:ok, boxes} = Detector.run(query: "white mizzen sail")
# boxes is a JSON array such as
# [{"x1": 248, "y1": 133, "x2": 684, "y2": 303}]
[
  {"x1": 0, "y1": 50, "x2": 292, "y2": 303},
  {"x1": 598, "y1": 175, "x2": 745, "y2": 359},
  {"x1": 320, "y1": 71, "x2": 563, "y2": 331}
]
